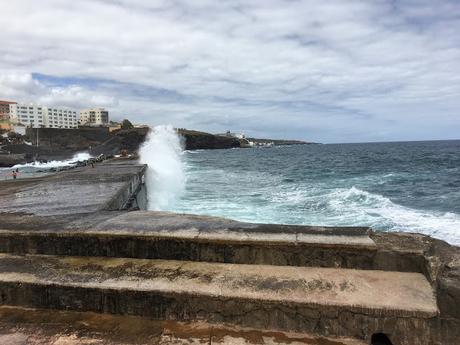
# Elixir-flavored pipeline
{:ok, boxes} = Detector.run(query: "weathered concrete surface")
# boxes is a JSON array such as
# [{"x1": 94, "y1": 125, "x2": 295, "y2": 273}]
[
  {"x1": 0, "y1": 254, "x2": 437, "y2": 317},
  {"x1": 0, "y1": 306, "x2": 366, "y2": 345},
  {"x1": 372, "y1": 231, "x2": 460, "y2": 344},
  {"x1": 0, "y1": 254, "x2": 437, "y2": 344},
  {"x1": 0, "y1": 160, "x2": 146, "y2": 215}
]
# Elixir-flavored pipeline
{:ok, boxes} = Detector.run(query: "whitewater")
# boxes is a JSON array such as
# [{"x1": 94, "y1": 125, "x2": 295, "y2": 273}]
[{"x1": 139, "y1": 125, "x2": 185, "y2": 210}]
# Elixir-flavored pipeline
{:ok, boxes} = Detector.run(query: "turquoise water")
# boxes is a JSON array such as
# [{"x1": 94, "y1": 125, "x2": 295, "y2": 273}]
[{"x1": 170, "y1": 140, "x2": 460, "y2": 245}]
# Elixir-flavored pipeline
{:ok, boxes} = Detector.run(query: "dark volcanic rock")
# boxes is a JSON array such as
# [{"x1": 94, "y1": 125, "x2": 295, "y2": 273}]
[
  {"x1": 1, "y1": 127, "x2": 243, "y2": 167},
  {"x1": 0, "y1": 154, "x2": 27, "y2": 167},
  {"x1": 178, "y1": 129, "x2": 241, "y2": 150}
]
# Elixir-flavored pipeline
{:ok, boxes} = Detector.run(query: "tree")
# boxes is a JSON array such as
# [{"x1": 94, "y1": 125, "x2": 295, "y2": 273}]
[{"x1": 121, "y1": 119, "x2": 134, "y2": 130}]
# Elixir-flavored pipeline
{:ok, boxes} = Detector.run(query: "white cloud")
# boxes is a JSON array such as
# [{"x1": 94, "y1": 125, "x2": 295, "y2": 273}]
[
  {"x1": 0, "y1": 0, "x2": 459, "y2": 142},
  {"x1": 0, "y1": 72, "x2": 116, "y2": 110}
]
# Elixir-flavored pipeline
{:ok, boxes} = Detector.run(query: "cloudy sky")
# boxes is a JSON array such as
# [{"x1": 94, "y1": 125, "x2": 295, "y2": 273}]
[{"x1": 1, "y1": 0, "x2": 459, "y2": 143}]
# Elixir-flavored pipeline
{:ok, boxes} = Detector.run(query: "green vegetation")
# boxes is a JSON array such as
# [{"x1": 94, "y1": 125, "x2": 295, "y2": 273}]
[{"x1": 121, "y1": 119, "x2": 134, "y2": 130}]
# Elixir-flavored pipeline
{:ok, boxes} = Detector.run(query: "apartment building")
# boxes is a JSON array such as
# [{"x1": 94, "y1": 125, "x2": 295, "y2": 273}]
[
  {"x1": 10, "y1": 103, "x2": 45, "y2": 128},
  {"x1": 9, "y1": 103, "x2": 78, "y2": 129},
  {"x1": 79, "y1": 108, "x2": 109, "y2": 126},
  {"x1": 46, "y1": 106, "x2": 79, "y2": 128}
]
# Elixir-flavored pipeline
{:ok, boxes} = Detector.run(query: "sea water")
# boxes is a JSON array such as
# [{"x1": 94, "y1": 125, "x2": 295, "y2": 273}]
[{"x1": 168, "y1": 140, "x2": 460, "y2": 246}]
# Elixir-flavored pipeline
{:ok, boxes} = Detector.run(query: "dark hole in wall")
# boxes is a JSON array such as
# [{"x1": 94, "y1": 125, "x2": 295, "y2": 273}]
[{"x1": 371, "y1": 333, "x2": 393, "y2": 345}]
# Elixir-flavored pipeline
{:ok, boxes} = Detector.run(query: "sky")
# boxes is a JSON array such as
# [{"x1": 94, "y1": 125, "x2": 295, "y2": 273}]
[{"x1": 0, "y1": 0, "x2": 459, "y2": 143}]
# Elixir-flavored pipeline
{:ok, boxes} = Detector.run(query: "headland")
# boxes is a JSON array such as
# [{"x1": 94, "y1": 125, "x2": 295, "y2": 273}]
[{"x1": 1, "y1": 127, "x2": 313, "y2": 168}]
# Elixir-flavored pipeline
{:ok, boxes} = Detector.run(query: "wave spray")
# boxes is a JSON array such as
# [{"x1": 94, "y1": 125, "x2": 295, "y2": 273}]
[{"x1": 139, "y1": 125, "x2": 185, "y2": 210}]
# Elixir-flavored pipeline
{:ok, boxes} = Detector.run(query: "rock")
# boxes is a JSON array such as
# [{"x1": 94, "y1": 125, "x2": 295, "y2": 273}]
[
  {"x1": 0, "y1": 154, "x2": 26, "y2": 167},
  {"x1": 178, "y1": 129, "x2": 241, "y2": 150}
]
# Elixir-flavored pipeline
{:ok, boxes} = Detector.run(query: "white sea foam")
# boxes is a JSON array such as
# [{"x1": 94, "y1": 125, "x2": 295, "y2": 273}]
[
  {"x1": 11, "y1": 152, "x2": 92, "y2": 169},
  {"x1": 319, "y1": 186, "x2": 460, "y2": 245},
  {"x1": 139, "y1": 125, "x2": 185, "y2": 210}
]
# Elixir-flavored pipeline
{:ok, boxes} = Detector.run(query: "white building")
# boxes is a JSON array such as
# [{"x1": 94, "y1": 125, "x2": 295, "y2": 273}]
[
  {"x1": 46, "y1": 106, "x2": 79, "y2": 128},
  {"x1": 9, "y1": 103, "x2": 78, "y2": 129},
  {"x1": 79, "y1": 108, "x2": 109, "y2": 126},
  {"x1": 220, "y1": 131, "x2": 246, "y2": 139}
]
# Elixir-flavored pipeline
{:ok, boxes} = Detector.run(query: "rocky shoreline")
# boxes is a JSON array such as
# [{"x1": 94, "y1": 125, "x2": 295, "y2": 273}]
[{"x1": 1, "y1": 127, "x2": 312, "y2": 167}]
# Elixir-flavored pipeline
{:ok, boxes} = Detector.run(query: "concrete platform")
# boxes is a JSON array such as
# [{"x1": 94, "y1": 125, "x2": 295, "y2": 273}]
[
  {"x1": 0, "y1": 306, "x2": 366, "y2": 345},
  {"x1": 0, "y1": 161, "x2": 146, "y2": 215}
]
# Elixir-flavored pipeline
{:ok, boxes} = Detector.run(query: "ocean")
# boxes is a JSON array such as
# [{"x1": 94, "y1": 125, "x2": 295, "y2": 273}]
[{"x1": 169, "y1": 140, "x2": 460, "y2": 246}]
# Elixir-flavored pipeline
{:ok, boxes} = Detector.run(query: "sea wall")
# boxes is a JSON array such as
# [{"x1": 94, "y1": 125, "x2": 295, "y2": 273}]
[
  {"x1": 104, "y1": 166, "x2": 147, "y2": 210},
  {"x1": 26, "y1": 127, "x2": 111, "y2": 149}
]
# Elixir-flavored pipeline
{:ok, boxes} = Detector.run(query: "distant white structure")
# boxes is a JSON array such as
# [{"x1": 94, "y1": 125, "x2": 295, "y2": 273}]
[
  {"x1": 79, "y1": 108, "x2": 109, "y2": 126},
  {"x1": 9, "y1": 103, "x2": 78, "y2": 129},
  {"x1": 45, "y1": 106, "x2": 79, "y2": 128},
  {"x1": 220, "y1": 130, "x2": 246, "y2": 139}
]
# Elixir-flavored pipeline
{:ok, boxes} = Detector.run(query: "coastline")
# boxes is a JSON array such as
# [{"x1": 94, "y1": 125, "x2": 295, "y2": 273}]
[{"x1": 0, "y1": 126, "x2": 313, "y2": 167}]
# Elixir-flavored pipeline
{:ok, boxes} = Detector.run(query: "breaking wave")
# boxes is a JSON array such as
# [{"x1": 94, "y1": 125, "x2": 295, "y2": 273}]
[
  {"x1": 139, "y1": 125, "x2": 185, "y2": 210},
  {"x1": 12, "y1": 152, "x2": 92, "y2": 169},
  {"x1": 310, "y1": 187, "x2": 460, "y2": 245}
]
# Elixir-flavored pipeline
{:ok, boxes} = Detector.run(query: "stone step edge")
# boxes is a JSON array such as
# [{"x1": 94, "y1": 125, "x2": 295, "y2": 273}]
[
  {"x1": 0, "y1": 229, "x2": 377, "y2": 249},
  {"x1": 0, "y1": 279, "x2": 439, "y2": 321},
  {"x1": 0, "y1": 254, "x2": 438, "y2": 319}
]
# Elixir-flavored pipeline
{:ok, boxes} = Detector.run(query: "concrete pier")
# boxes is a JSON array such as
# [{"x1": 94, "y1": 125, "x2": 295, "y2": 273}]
[{"x1": 0, "y1": 159, "x2": 459, "y2": 345}]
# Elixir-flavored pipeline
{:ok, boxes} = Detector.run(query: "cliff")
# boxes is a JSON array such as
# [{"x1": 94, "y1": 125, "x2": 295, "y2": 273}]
[
  {"x1": 1, "y1": 127, "x2": 316, "y2": 167},
  {"x1": 0, "y1": 127, "x2": 244, "y2": 167},
  {"x1": 178, "y1": 129, "x2": 241, "y2": 150}
]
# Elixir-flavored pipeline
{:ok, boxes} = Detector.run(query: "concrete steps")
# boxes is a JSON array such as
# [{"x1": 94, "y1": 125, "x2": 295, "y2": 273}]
[{"x1": 0, "y1": 254, "x2": 438, "y2": 344}]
